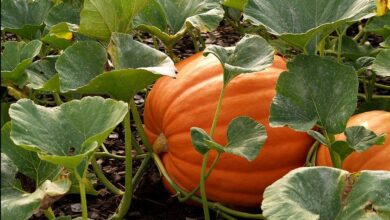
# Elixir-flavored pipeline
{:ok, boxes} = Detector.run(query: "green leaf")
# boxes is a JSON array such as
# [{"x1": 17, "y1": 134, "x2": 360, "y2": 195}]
[
  {"x1": 262, "y1": 167, "x2": 390, "y2": 220},
  {"x1": 270, "y1": 55, "x2": 358, "y2": 134},
  {"x1": 71, "y1": 33, "x2": 176, "y2": 100},
  {"x1": 74, "y1": 69, "x2": 160, "y2": 100},
  {"x1": 355, "y1": 99, "x2": 390, "y2": 113},
  {"x1": 1, "y1": 122, "x2": 61, "y2": 186},
  {"x1": 365, "y1": 13, "x2": 390, "y2": 38},
  {"x1": 307, "y1": 130, "x2": 329, "y2": 146},
  {"x1": 45, "y1": 1, "x2": 82, "y2": 27},
  {"x1": 381, "y1": 36, "x2": 390, "y2": 48},
  {"x1": 204, "y1": 35, "x2": 274, "y2": 85},
  {"x1": 108, "y1": 33, "x2": 176, "y2": 75},
  {"x1": 344, "y1": 126, "x2": 386, "y2": 152},
  {"x1": 25, "y1": 56, "x2": 60, "y2": 92},
  {"x1": 225, "y1": 116, "x2": 266, "y2": 161},
  {"x1": 55, "y1": 41, "x2": 107, "y2": 92},
  {"x1": 78, "y1": 0, "x2": 148, "y2": 41},
  {"x1": 9, "y1": 97, "x2": 128, "y2": 168},
  {"x1": 354, "y1": 56, "x2": 375, "y2": 70},
  {"x1": 1, "y1": 0, "x2": 53, "y2": 39},
  {"x1": 133, "y1": 0, "x2": 167, "y2": 32},
  {"x1": 244, "y1": 0, "x2": 375, "y2": 52},
  {"x1": 134, "y1": 0, "x2": 224, "y2": 44},
  {"x1": 191, "y1": 127, "x2": 213, "y2": 154},
  {"x1": 1, "y1": 103, "x2": 11, "y2": 128},
  {"x1": 331, "y1": 141, "x2": 354, "y2": 162},
  {"x1": 372, "y1": 49, "x2": 390, "y2": 77},
  {"x1": 41, "y1": 22, "x2": 77, "y2": 49},
  {"x1": 1, "y1": 153, "x2": 71, "y2": 220},
  {"x1": 340, "y1": 36, "x2": 377, "y2": 60},
  {"x1": 1, "y1": 40, "x2": 42, "y2": 86},
  {"x1": 222, "y1": 0, "x2": 248, "y2": 11}
]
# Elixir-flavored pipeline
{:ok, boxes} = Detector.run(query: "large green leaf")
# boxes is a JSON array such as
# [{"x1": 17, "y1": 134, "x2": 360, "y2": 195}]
[
  {"x1": 41, "y1": 22, "x2": 77, "y2": 49},
  {"x1": 25, "y1": 56, "x2": 60, "y2": 92},
  {"x1": 55, "y1": 41, "x2": 107, "y2": 92},
  {"x1": 9, "y1": 97, "x2": 128, "y2": 168},
  {"x1": 270, "y1": 55, "x2": 358, "y2": 134},
  {"x1": 1, "y1": 0, "x2": 53, "y2": 39},
  {"x1": 1, "y1": 123, "x2": 62, "y2": 186},
  {"x1": 1, "y1": 40, "x2": 42, "y2": 86},
  {"x1": 134, "y1": 0, "x2": 223, "y2": 44},
  {"x1": 78, "y1": 0, "x2": 148, "y2": 41},
  {"x1": 45, "y1": 1, "x2": 82, "y2": 26},
  {"x1": 244, "y1": 0, "x2": 375, "y2": 52},
  {"x1": 262, "y1": 167, "x2": 390, "y2": 220},
  {"x1": 1, "y1": 153, "x2": 71, "y2": 220},
  {"x1": 70, "y1": 33, "x2": 176, "y2": 100},
  {"x1": 372, "y1": 49, "x2": 390, "y2": 76},
  {"x1": 204, "y1": 35, "x2": 274, "y2": 85}
]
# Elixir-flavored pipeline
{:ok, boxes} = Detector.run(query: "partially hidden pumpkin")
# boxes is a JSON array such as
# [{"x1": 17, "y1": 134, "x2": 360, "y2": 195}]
[
  {"x1": 317, "y1": 110, "x2": 390, "y2": 171},
  {"x1": 144, "y1": 53, "x2": 314, "y2": 208}
]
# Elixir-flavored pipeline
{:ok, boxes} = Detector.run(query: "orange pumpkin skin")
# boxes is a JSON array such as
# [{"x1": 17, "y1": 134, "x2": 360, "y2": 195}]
[
  {"x1": 316, "y1": 110, "x2": 390, "y2": 171},
  {"x1": 144, "y1": 53, "x2": 314, "y2": 208}
]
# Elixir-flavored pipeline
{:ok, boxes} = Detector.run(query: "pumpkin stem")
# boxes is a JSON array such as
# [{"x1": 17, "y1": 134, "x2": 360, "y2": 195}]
[{"x1": 153, "y1": 133, "x2": 168, "y2": 153}]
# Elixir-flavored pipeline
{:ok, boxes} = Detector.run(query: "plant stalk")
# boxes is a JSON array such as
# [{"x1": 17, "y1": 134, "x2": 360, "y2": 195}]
[
  {"x1": 43, "y1": 207, "x2": 56, "y2": 220},
  {"x1": 91, "y1": 156, "x2": 124, "y2": 195},
  {"x1": 305, "y1": 141, "x2": 320, "y2": 166},
  {"x1": 95, "y1": 152, "x2": 147, "y2": 160},
  {"x1": 199, "y1": 86, "x2": 226, "y2": 220},
  {"x1": 111, "y1": 105, "x2": 132, "y2": 220},
  {"x1": 130, "y1": 98, "x2": 152, "y2": 152},
  {"x1": 132, "y1": 152, "x2": 152, "y2": 190},
  {"x1": 78, "y1": 178, "x2": 88, "y2": 220}
]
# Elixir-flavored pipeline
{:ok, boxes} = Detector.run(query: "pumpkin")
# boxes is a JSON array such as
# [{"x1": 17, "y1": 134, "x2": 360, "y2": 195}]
[
  {"x1": 316, "y1": 110, "x2": 390, "y2": 171},
  {"x1": 144, "y1": 53, "x2": 314, "y2": 208}
]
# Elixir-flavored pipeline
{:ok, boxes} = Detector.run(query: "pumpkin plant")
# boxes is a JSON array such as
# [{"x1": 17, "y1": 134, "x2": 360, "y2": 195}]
[{"x1": 144, "y1": 35, "x2": 314, "y2": 219}]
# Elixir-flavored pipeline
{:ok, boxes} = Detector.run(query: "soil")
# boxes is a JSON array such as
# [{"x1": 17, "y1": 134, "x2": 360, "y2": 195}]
[{"x1": 3, "y1": 18, "x2": 388, "y2": 220}]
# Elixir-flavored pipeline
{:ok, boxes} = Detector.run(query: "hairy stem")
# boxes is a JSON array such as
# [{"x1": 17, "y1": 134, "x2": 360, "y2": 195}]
[
  {"x1": 91, "y1": 156, "x2": 124, "y2": 195},
  {"x1": 130, "y1": 98, "x2": 152, "y2": 152},
  {"x1": 111, "y1": 106, "x2": 132, "y2": 220}
]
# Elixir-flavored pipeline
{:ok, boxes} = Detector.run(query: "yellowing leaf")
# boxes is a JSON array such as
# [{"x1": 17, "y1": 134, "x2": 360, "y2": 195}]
[{"x1": 52, "y1": 31, "x2": 73, "y2": 40}]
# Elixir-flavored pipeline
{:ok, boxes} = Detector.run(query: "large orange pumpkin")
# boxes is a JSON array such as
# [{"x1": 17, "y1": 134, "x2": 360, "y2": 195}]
[
  {"x1": 316, "y1": 110, "x2": 390, "y2": 171},
  {"x1": 144, "y1": 53, "x2": 314, "y2": 208}
]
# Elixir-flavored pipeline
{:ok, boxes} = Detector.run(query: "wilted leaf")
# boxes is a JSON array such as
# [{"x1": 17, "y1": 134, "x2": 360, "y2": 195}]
[
  {"x1": 1, "y1": 154, "x2": 71, "y2": 220},
  {"x1": 262, "y1": 167, "x2": 390, "y2": 220}
]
